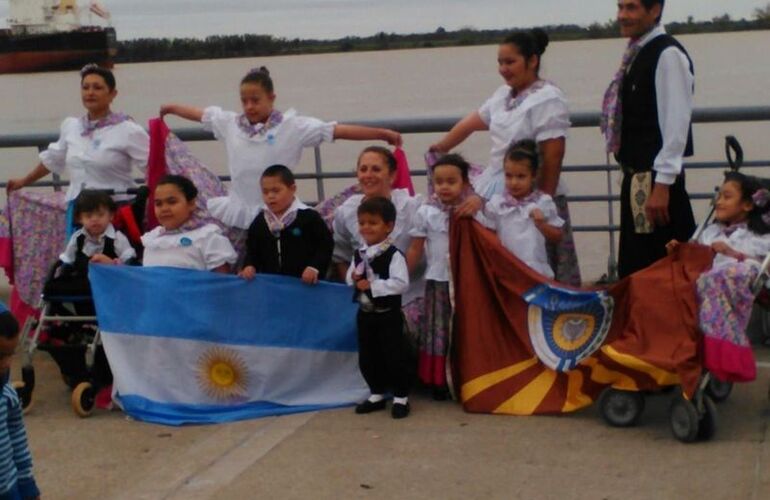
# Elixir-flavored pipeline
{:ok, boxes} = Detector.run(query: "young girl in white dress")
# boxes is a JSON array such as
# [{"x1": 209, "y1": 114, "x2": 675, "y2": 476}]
[
  {"x1": 160, "y1": 67, "x2": 402, "y2": 229},
  {"x1": 142, "y1": 175, "x2": 237, "y2": 273},
  {"x1": 406, "y1": 154, "x2": 472, "y2": 399},
  {"x1": 667, "y1": 171, "x2": 770, "y2": 382},
  {"x1": 482, "y1": 140, "x2": 564, "y2": 279}
]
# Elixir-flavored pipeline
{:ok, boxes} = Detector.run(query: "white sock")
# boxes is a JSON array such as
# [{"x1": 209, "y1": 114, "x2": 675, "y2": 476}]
[
  {"x1": 368, "y1": 394, "x2": 384, "y2": 403},
  {"x1": 393, "y1": 397, "x2": 409, "y2": 405}
]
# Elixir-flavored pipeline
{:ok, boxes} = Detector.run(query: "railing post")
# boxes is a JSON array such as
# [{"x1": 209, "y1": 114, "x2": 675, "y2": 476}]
[
  {"x1": 605, "y1": 153, "x2": 618, "y2": 282},
  {"x1": 313, "y1": 146, "x2": 325, "y2": 201}
]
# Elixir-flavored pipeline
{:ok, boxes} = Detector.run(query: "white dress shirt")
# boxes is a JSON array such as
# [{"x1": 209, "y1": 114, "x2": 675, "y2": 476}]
[
  {"x1": 345, "y1": 241, "x2": 409, "y2": 298},
  {"x1": 482, "y1": 192, "x2": 564, "y2": 279},
  {"x1": 632, "y1": 25, "x2": 695, "y2": 185},
  {"x1": 59, "y1": 224, "x2": 136, "y2": 264},
  {"x1": 475, "y1": 81, "x2": 571, "y2": 198},
  {"x1": 141, "y1": 223, "x2": 238, "y2": 271},
  {"x1": 202, "y1": 106, "x2": 336, "y2": 229},
  {"x1": 39, "y1": 117, "x2": 149, "y2": 202}
]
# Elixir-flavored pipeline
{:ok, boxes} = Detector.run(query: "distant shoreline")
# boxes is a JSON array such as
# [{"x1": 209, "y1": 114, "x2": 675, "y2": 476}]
[{"x1": 115, "y1": 18, "x2": 770, "y2": 64}]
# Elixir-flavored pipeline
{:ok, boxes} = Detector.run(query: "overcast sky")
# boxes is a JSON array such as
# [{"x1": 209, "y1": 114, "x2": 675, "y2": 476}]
[{"x1": 2, "y1": 1, "x2": 769, "y2": 40}]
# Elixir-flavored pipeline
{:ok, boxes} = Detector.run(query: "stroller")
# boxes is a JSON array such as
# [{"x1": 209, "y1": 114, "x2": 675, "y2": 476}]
[
  {"x1": 15, "y1": 187, "x2": 148, "y2": 417},
  {"x1": 596, "y1": 136, "x2": 770, "y2": 443}
]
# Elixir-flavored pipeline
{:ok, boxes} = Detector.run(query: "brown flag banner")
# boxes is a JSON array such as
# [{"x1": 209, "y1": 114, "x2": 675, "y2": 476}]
[{"x1": 450, "y1": 218, "x2": 713, "y2": 415}]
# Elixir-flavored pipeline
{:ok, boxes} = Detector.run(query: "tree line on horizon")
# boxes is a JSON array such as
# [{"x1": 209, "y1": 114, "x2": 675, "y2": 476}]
[{"x1": 115, "y1": 6, "x2": 770, "y2": 64}]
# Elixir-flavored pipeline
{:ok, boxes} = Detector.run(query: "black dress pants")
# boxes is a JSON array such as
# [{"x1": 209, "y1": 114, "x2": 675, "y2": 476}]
[{"x1": 357, "y1": 309, "x2": 410, "y2": 398}]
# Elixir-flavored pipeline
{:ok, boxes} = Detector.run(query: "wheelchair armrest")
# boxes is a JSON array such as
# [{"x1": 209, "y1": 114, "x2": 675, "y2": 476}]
[{"x1": 47, "y1": 260, "x2": 74, "y2": 282}]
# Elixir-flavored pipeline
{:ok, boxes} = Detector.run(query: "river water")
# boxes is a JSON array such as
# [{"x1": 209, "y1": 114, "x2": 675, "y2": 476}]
[{"x1": 1, "y1": 30, "x2": 769, "y2": 279}]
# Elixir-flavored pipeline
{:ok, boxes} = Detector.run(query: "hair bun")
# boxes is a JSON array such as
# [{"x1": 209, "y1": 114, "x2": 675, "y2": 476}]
[
  {"x1": 246, "y1": 66, "x2": 270, "y2": 77},
  {"x1": 531, "y1": 28, "x2": 549, "y2": 56}
]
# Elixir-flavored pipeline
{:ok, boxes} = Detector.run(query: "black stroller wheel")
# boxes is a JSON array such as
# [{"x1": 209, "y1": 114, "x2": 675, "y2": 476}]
[
  {"x1": 598, "y1": 388, "x2": 645, "y2": 427},
  {"x1": 669, "y1": 395, "x2": 699, "y2": 443},
  {"x1": 705, "y1": 376, "x2": 733, "y2": 403},
  {"x1": 71, "y1": 382, "x2": 96, "y2": 418},
  {"x1": 696, "y1": 395, "x2": 718, "y2": 441}
]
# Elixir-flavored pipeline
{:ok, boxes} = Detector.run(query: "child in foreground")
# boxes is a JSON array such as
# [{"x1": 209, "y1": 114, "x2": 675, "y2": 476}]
[
  {"x1": 482, "y1": 139, "x2": 563, "y2": 279},
  {"x1": 239, "y1": 165, "x2": 333, "y2": 283},
  {"x1": 347, "y1": 197, "x2": 411, "y2": 419},
  {"x1": 0, "y1": 307, "x2": 40, "y2": 500},
  {"x1": 406, "y1": 154, "x2": 472, "y2": 399},
  {"x1": 142, "y1": 175, "x2": 237, "y2": 272},
  {"x1": 668, "y1": 171, "x2": 770, "y2": 382}
]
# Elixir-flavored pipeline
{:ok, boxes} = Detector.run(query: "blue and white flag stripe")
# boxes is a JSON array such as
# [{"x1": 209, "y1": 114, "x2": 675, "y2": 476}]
[{"x1": 90, "y1": 265, "x2": 368, "y2": 426}]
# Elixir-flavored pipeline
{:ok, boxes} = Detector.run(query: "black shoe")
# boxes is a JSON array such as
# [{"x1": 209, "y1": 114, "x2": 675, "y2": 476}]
[
  {"x1": 355, "y1": 399, "x2": 387, "y2": 414},
  {"x1": 391, "y1": 402, "x2": 410, "y2": 419}
]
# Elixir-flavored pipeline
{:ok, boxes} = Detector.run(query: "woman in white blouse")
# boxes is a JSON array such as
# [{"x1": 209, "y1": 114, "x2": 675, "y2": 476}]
[
  {"x1": 160, "y1": 66, "x2": 401, "y2": 230},
  {"x1": 8, "y1": 65, "x2": 149, "y2": 233},
  {"x1": 333, "y1": 146, "x2": 425, "y2": 318},
  {"x1": 430, "y1": 29, "x2": 581, "y2": 286}
]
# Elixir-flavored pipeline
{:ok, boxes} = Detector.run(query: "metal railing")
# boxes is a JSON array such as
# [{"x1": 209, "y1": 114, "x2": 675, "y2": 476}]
[{"x1": 2, "y1": 106, "x2": 769, "y2": 278}]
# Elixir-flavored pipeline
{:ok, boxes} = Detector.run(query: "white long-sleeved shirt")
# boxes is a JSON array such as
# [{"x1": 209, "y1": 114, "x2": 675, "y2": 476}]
[
  {"x1": 632, "y1": 25, "x2": 695, "y2": 185},
  {"x1": 39, "y1": 117, "x2": 148, "y2": 202}
]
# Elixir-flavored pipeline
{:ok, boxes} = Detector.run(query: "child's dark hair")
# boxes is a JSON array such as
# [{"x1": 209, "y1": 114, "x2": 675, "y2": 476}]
[
  {"x1": 0, "y1": 311, "x2": 19, "y2": 339},
  {"x1": 505, "y1": 139, "x2": 539, "y2": 174},
  {"x1": 80, "y1": 63, "x2": 116, "y2": 91},
  {"x1": 74, "y1": 190, "x2": 117, "y2": 219},
  {"x1": 262, "y1": 164, "x2": 295, "y2": 186},
  {"x1": 241, "y1": 66, "x2": 274, "y2": 93},
  {"x1": 432, "y1": 153, "x2": 470, "y2": 181},
  {"x1": 358, "y1": 146, "x2": 397, "y2": 173},
  {"x1": 357, "y1": 196, "x2": 397, "y2": 224},
  {"x1": 157, "y1": 175, "x2": 198, "y2": 201},
  {"x1": 724, "y1": 171, "x2": 770, "y2": 235},
  {"x1": 502, "y1": 29, "x2": 549, "y2": 75}
]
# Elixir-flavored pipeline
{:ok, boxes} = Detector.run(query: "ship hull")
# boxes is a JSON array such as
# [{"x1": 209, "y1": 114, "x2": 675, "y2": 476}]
[{"x1": 0, "y1": 27, "x2": 116, "y2": 74}]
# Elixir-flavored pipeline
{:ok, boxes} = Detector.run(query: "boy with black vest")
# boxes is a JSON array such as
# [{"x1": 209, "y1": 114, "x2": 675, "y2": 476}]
[
  {"x1": 346, "y1": 197, "x2": 411, "y2": 419},
  {"x1": 46, "y1": 190, "x2": 136, "y2": 297},
  {"x1": 602, "y1": 0, "x2": 696, "y2": 278}
]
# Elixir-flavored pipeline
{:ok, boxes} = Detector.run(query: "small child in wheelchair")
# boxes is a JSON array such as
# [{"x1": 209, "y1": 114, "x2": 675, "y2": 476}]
[
  {"x1": 45, "y1": 190, "x2": 137, "y2": 299},
  {"x1": 668, "y1": 171, "x2": 770, "y2": 382}
]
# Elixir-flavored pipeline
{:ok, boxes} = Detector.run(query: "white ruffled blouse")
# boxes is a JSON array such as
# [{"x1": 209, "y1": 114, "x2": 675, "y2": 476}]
[
  {"x1": 141, "y1": 223, "x2": 237, "y2": 271},
  {"x1": 482, "y1": 191, "x2": 564, "y2": 279},
  {"x1": 697, "y1": 223, "x2": 770, "y2": 269},
  {"x1": 39, "y1": 117, "x2": 148, "y2": 202},
  {"x1": 201, "y1": 106, "x2": 336, "y2": 229},
  {"x1": 408, "y1": 204, "x2": 450, "y2": 283},
  {"x1": 474, "y1": 82, "x2": 571, "y2": 199}
]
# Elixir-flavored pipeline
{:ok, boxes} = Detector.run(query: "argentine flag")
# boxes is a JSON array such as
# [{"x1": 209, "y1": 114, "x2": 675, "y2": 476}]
[{"x1": 90, "y1": 265, "x2": 368, "y2": 426}]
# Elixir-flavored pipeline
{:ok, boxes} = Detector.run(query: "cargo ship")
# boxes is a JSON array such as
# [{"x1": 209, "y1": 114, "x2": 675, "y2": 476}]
[{"x1": 0, "y1": 0, "x2": 116, "y2": 74}]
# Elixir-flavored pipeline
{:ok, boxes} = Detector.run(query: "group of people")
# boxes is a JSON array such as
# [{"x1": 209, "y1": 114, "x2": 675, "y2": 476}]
[{"x1": 1, "y1": 0, "x2": 768, "y2": 494}]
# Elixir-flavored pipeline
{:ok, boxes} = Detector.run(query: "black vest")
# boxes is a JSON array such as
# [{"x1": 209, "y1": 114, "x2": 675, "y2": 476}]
[
  {"x1": 73, "y1": 234, "x2": 117, "y2": 275},
  {"x1": 352, "y1": 245, "x2": 402, "y2": 310},
  {"x1": 617, "y1": 34, "x2": 694, "y2": 172}
]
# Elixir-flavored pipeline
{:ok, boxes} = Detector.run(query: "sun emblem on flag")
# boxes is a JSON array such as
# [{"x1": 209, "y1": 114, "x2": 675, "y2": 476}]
[{"x1": 197, "y1": 347, "x2": 249, "y2": 401}]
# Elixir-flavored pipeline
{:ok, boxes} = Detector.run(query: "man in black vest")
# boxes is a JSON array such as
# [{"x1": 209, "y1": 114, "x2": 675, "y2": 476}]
[{"x1": 602, "y1": 0, "x2": 696, "y2": 278}]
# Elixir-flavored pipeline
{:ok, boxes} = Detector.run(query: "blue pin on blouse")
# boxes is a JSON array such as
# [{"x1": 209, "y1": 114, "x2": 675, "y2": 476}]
[
  {"x1": 267, "y1": 134, "x2": 275, "y2": 145},
  {"x1": 180, "y1": 237, "x2": 193, "y2": 247}
]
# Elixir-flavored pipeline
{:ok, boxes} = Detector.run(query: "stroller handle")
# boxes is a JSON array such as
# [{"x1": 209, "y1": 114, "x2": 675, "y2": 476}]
[{"x1": 725, "y1": 135, "x2": 743, "y2": 171}]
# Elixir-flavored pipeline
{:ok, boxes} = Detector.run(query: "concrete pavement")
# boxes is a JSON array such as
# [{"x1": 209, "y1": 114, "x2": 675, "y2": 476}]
[{"x1": 18, "y1": 349, "x2": 770, "y2": 500}]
